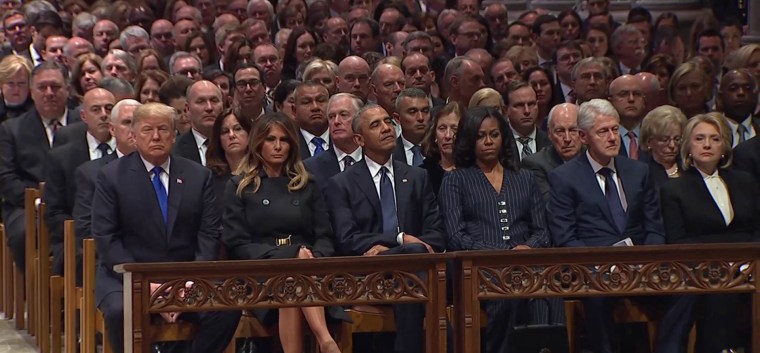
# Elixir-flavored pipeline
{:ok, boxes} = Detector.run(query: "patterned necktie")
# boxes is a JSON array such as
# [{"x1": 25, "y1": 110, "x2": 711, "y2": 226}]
[
  {"x1": 312, "y1": 137, "x2": 325, "y2": 156},
  {"x1": 626, "y1": 131, "x2": 638, "y2": 160},
  {"x1": 737, "y1": 124, "x2": 748, "y2": 144},
  {"x1": 567, "y1": 90, "x2": 576, "y2": 104},
  {"x1": 96, "y1": 143, "x2": 111, "y2": 158},
  {"x1": 598, "y1": 167, "x2": 626, "y2": 233},
  {"x1": 151, "y1": 167, "x2": 168, "y2": 225},
  {"x1": 343, "y1": 155, "x2": 355, "y2": 170},
  {"x1": 379, "y1": 167, "x2": 398, "y2": 235},
  {"x1": 517, "y1": 137, "x2": 533, "y2": 159},
  {"x1": 49, "y1": 119, "x2": 61, "y2": 136},
  {"x1": 411, "y1": 145, "x2": 423, "y2": 166}
]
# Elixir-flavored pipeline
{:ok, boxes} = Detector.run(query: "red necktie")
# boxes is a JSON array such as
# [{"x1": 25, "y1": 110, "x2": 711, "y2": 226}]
[{"x1": 627, "y1": 131, "x2": 638, "y2": 160}]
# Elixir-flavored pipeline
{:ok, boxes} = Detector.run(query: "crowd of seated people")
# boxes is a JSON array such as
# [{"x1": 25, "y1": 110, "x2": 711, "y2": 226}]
[{"x1": 0, "y1": 0, "x2": 758, "y2": 352}]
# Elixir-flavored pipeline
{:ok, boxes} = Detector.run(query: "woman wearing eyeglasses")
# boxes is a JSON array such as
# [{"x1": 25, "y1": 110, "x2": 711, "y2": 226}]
[{"x1": 638, "y1": 105, "x2": 687, "y2": 190}]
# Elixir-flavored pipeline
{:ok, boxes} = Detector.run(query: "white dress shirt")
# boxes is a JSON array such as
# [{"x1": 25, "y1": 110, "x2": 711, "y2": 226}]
[
  {"x1": 365, "y1": 156, "x2": 403, "y2": 243},
  {"x1": 141, "y1": 156, "x2": 171, "y2": 192},
  {"x1": 512, "y1": 127, "x2": 537, "y2": 161},
  {"x1": 587, "y1": 151, "x2": 628, "y2": 211},
  {"x1": 400, "y1": 135, "x2": 421, "y2": 165},
  {"x1": 191, "y1": 128, "x2": 208, "y2": 166},
  {"x1": 44, "y1": 108, "x2": 68, "y2": 146},
  {"x1": 724, "y1": 115, "x2": 756, "y2": 147},
  {"x1": 699, "y1": 169, "x2": 734, "y2": 226},
  {"x1": 334, "y1": 146, "x2": 362, "y2": 172},
  {"x1": 300, "y1": 128, "x2": 330, "y2": 156},
  {"x1": 85, "y1": 132, "x2": 116, "y2": 160}
]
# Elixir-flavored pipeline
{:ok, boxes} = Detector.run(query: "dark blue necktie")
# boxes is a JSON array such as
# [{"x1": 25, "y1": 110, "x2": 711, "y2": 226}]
[
  {"x1": 151, "y1": 167, "x2": 168, "y2": 225},
  {"x1": 411, "y1": 145, "x2": 423, "y2": 166},
  {"x1": 312, "y1": 137, "x2": 325, "y2": 156},
  {"x1": 96, "y1": 143, "x2": 111, "y2": 159},
  {"x1": 598, "y1": 167, "x2": 626, "y2": 233},
  {"x1": 343, "y1": 155, "x2": 355, "y2": 170},
  {"x1": 379, "y1": 167, "x2": 398, "y2": 235}
]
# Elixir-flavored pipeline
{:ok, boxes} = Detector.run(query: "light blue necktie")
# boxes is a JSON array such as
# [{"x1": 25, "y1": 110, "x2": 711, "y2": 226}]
[
  {"x1": 411, "y1": 145, "x2": 423, "y2": 166},
  {"x1": 151, "y1": 167, "x2": 168, "y2": 225}
]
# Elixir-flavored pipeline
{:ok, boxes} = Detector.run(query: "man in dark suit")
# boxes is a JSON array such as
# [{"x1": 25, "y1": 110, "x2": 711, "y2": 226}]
[
  {"x1": 522, "y1": 103, "x2": 581, "y2": 201},
  {"x1": 609, "y1": 75, "x2": 646, "y2": 160},
  {"x1": 71, "y1": 99, "x2": 140, "y2": 285},
  {"x1": 571, "y1": 57, "x2": 608, "y2": 105},
  {"x1": 44, "y1": 88, "x2": 116, "y2": 278},
  {"x1": 505, "y1": 81, "x2": 551, "y2": 163},
  {"x1": 0, "y1": 61, "x2": 81, "y2": 271},
  {"x1": 393, "y1": 88, "x2": 430, "y2": 166},
  {"x1": 548, "y1": 99, "x2": 666, "y2": 353},
  {"x1": 294, "y1": 81, "x2": 331, "y2": 160},
  {"x1": 719, "y1": 70, "x2": 760, "y2": 148},
  {"x1": 303, "y1": 93, "x2": 363, "y2": 195},
  {"x1": 734, "y1": 135, "x2": 760, "y2": 182},
  {"x1": 174, "y1": 80, "x2": 224, "y2": 165},
  {"x1": 553, "y1": 41, "x2": 583, "y2": 104},
  {"x1": 92, "y1": 102, "x2": 240, "y2": 353},
  {"x1": 326, "y1": 104, "x2": 445, "y2": 353},
  {"x1": 1, "y1": 10, "x2": 34, "y2": 63},
  {"x1": 610, "y1": 25, "x2": 647, "y2": 75}
]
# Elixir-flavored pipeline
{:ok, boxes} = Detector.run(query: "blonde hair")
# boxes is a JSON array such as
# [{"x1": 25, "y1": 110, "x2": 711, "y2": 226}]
[
  {"x1": 302, "y1": 58, "x2": 338, "y2": 80},
  {"x1": 132, "y1": 102, "x2": 177, "y2": 130},
  {"x1": 504, "y1": 45, "x2": 537, "y2": 72},
  {"x1": 0, "y1": 55, "x2": 33, "y2": 83},
  {"x1": 667, "y1": 61, "x2": 711, "y2": 107},
  {"x1": 468, "y1": 87, "x2": 504, "y2": 108},
  {"x1": 680, "y1": 112, "x2": 733, "y2": 170},
  {"x1": 235, "y1": 112, "x2": 308, "y2": 195},
  {"x1": 724, "y1": 44, "x2": 760, "y2": 71},
  {"x1": 639, "y1": 105, "x2": 687, "y2": 149}
]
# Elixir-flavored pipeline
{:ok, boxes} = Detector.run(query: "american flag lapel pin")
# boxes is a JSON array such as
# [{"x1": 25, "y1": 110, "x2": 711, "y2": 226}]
[
  {"x1": 177, "y1": 178, "x2": 183, "y2": 184},
  {"x1": 402, "y1": 178, "x2": 408, "y2": 183}
]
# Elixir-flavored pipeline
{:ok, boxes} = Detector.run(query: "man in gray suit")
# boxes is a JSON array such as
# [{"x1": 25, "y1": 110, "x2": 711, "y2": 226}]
[{"x1": 521, "y1": 103, "x2": 581, "y2": 201}]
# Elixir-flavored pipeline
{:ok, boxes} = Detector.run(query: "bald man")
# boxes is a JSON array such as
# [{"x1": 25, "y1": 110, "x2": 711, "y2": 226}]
[
  {"x1": 176, "y1": 80, "x2": 224, "y2": 165},
  {"x1": 635, "y1": 72, "x2": 662, "y2": 115},
  {"x1": 371, "y1": 63, "x2": 405, "y2": 116},
  {"x1": 336, "y1": 56, "x2": 371, "y2": 101},
  {"x1": 609, "y1": 75, "x2": 646, "y2": 160},
  {"x1": 45, "y1": 88, "x2": 117, "y2": 277},
  {"x1": 522, "y1": 103, "x2": 581, "y2": 201}
]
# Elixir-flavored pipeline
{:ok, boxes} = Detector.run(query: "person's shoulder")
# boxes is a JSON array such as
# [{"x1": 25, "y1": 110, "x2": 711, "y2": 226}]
[
  {"x1": 173, "y1": 155, "x2": 212, "y2": 175},
  {"x1": 735, "y1": 136, "x2": 760, "y2": 154}
]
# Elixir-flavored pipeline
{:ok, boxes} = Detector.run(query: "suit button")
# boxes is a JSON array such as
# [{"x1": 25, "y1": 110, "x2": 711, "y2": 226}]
[
  {"x1": 262, "y1": 199, "x2": 270, "y2": 205},
  {"x1": 502, "y1": 235, "x2": 511, "y2": 240}
]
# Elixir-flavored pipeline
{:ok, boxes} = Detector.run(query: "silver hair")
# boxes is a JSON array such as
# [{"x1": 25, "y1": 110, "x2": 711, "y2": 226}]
[
  {"x1": 72, "y1": 12, "x2": 96, "y2": 32},
  {"x1": 98, "y1": 76, "x2": 135, "y2": 97},
  {"x1": 177, "y1": 6, "x2": 202, "y2": 24},
  {"x1": 22, "y1": 0, "x2": 56, "y2": 20},
  {"x1": 394, "y1": 87, "x2": 428, "y2": 113},
  {"x1": 436, "y1": 9, "x2": 459, "y2": 32},
  {"x1": 102, "y1": 49, "x2": 138, "y2": 76},
  {"x1": 119, "y1": 26, "x2": 150, "y2": 50},
  {"x1": 110, "y1": 99, "x2": 142, "y2": 123},
  {"x1": 443, "y1": 56, "x2": 473, "y2": 85},
  {"x1": 247, "y1": 0, "x2": 275, "y2": 20},
  {"x1": 169, "y1": 51, "x2": 203, "y2": 75},
  {"x1": 327, "y1": 93, "x2": 363, "y2": 118},
  {"x1": 401, "y1": 31, "x2": 433, "y2": 52},
  {"x1": 214, "y1": 24, "x2": 240, "y2": 49},
  {"x1": 610, "y1": 24, "x2": 642, "y2": 54},
  {"x1": 479, "y1": 1, "x2": 507, "y2": 16},
  {"x1": 577, "y1": 99, "x2": 619, "y2": 131},
  {"x1": 303, "y1": 59, "x2": 338, "y2": 81},
  {"x1": 571, "y1": 57, "x2": 606, "y2": 82}
]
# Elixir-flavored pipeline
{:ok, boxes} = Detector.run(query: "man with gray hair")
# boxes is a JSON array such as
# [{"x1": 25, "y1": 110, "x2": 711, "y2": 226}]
[
  {"x1": 92, "y1": 19, "x2": 119, "y2": 57},
  {"x1": 246, "y1": 0, "x2": 275, "y2": 29},
  {"x1": 548, "y1": 98, "x2": 666, "y2": 353},
  {"x1": 170, "y1": 51, "x2": 203, "y2": 81},
  {"x1": 571, "y1": 57, "x2": 608, "y2": 104},
  {"x1": 119, "y1": 25, "x2": 151, "y2": 58},
  {"x1": 71, "y1": 98, "x2": 139, "y2": 285},
  {"x1": 72, "y1": 12, "x2": 96, "y2": 42},
  {"x1": 444, "y1": 56, "x2": 485, "y2": 108},
  {"x1": 392, "y1": 87, "x2": 430, "y2": 166},
  {"x1": 401, "y1": 31, "x2": 434, "y2": 59},
  {"x1": 522, "y1": 103, "x2": 581, "y2": 201},
  {"x1": 63, "y1": 37, "x2": 94, "y2": 64},
  {"x1": 611, "y1": 24, "x2": 647, "y2": 74},
  {"x1": 102, "y1": 49, "x2": 137, "y2": 82},
  {"x1": 304, "y1": 93, "x2": 364, "y2": 195},
  {"x1": 98, "y1": 77, "x2": 135, "y2": 102},
  {"x1": 371, "y1": 63, "x2": 405, "y2": 117}
]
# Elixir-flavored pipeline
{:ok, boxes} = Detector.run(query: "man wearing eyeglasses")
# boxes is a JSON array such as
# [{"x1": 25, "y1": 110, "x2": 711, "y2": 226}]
[
  {"x1": 0, "y1": 10, "x2": 32, "y2": 62},
  {"x1": 609, "y1": 75, "x2": 646, "y2": 160},
  {"x1": 0, "y1": 62, "x2": 80, "y2": 275},
  {"x1": 170, "y1": 51, "x2": 203, "y2": 81},
  {"x1": 150, "y1": 19, "x2": 176, "y2": 60},
  {"x1": 231, "y1": 63, "x2": 266, "y2": 121}
]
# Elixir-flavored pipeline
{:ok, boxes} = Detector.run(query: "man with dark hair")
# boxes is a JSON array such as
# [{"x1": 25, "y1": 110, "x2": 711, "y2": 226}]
[
  {"x1": 0, "y1": 62, "x2": 80, "y2": 272},
  {"x1": 294, "y1": 81, "x2": 331, "y2": 160},
  {"x1": 401, "y1": 31, "x2": 434, "y2": 59},
  {"x1": 159, "y1": 75, "x2": 194, "y2": 134},
  {"x1": 505, "y1": 81, "x2": 550, "y2": 162},
  {"x1": 718, "y1": 69, "x2": 760, "y2": 148},
  {"x1": 393, "y1": 88, "x2": 430, "y2": 166},
  {"x1": 30, "y1": 10, "x2": 64, "y2": 66},
  {"x1": 531, "y1": 14, "x2": 560, "y2": 71},
  {"x1": 449, "y1": 16, "x2": 482, "y2": 56},
  {"x1": 350, "y1": 17, "x2": 381, "y2": 56},
  {"x1": 505, "y1": 21, "x2": 532, "y2": 47},
  {"x1": 444, "y1": 57, "x2": 485, "y2": 108},
  {"x1": 231, "y1": 63, "x2": 266, "y2": 121},
  {"x1": 553, "y1": 40, "x2": 583, "y2": 103},
  {"x1": 1, "y1": 10, "x2": 34, "y2": 62},
  {"x1": 401, "y1": 52, "x2": 442, "y2": 106},
  {"x1": 611, "y1": 24, "x2": 647, "y2": 74},
  {"x1": 696, "y1": 28, "x2": 725, "y2": 74}
]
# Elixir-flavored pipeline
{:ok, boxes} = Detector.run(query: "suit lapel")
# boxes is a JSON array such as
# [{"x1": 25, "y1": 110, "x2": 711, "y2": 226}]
[
  {"x1": 393, "y1": 162, "x2": 410, "y2": 230},
  {"x1": 166, "y1": 159, "x2": 184, "y2": 237},
  {"x1": 614, "y1": 158, "x2": 636, "y2": 228},
  {"x1": 548, "y1": 147, "x2": 563, "y2": 168},
  {"x1": 536, "y1": 130, "x2": 551, "y2": 150},
  {"x1": 351, "y1": 161, "x2": 382, "y2": 219},
  {"x1": 23, "y1": 110, "x2": 51, "y2": 151},
  {"x1": 393, "y1": 137, "x2": 407, "y2": 164},
  {"x1": 578, "y1": 156, "x2": 616, "y2": 228},
  {"x1": 322, "y1": 148, "x2": 340, "y2": 176}
]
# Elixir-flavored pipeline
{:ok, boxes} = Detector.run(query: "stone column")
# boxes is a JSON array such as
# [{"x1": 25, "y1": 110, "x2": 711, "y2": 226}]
[{"x1": 744, "y1": 0, "x2": 760, "y2": 44}]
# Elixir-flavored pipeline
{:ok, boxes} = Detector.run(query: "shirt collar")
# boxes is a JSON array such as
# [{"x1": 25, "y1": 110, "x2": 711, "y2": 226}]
[
  {"x1": 619, "y1": 124, "x2": 640, "y2": 137},
  {"x1": 300, "y1": 128, "x2": 330, "y2": 145},
  {"x1": 86, "y1": 132, "x2": 115, "y2": 153},
  {"x1": 43, "y1": 107, "x2": 68, "y2": 126},
  {"x1": 698, "y1": 168, "x2": 720, "y2": 179},
  {"x1": 401, "y1": 135, "x2": 418, "y2": 151},
  {"x1": 586, "y1": 150, "x2": 616, "y2": 174},
  {"x1": 365, "y1": 155, "x2": 394, "y2": 179},
  {"x1": 141, "y1": 154, "x2": 171, "y2": 175},
  {"x1": 191, "y1": 128, "x2": 207, "y2": 148},
  {"x1": 511, "y1": 126, "x2": 537, "y2": 139},
  {"x1": 334, "y1": 145, "x2": 362, "y2": 163}
]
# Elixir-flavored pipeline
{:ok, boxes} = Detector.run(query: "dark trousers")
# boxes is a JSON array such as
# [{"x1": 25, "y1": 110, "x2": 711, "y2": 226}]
[
  {"x1": 380, "y1": 243, "x2": 429, "y2": 353},
  {"x1": 100, "y1": 291, "x2": 242, "y2": 353},
  {"x1": 4, "y1": 207, "x2": 25, "y2": 271}
]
